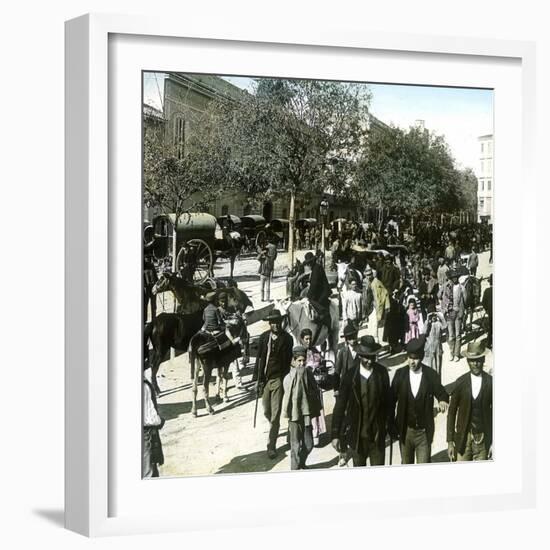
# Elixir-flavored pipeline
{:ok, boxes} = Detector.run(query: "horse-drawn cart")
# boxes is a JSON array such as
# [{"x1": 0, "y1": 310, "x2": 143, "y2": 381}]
[{"x1": 146, "y1": 213, "x2": 242, "y2": 283}]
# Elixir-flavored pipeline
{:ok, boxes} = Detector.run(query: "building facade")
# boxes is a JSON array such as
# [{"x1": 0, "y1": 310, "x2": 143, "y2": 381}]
[
  {"x1": 477, "y1": 134, "x2": 494, "y2": 223},
  {"x1": 144, "y1": 73, "x2": 375, "y2": 224}
]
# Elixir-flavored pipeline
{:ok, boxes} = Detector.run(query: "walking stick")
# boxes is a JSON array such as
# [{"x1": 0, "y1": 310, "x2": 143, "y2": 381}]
[
  {"x1": 389, "y1": 436, "x2": 393, "y2": 466},
  {"x1": 253, "y1": 387, "x2": 259, "y2": 428}
]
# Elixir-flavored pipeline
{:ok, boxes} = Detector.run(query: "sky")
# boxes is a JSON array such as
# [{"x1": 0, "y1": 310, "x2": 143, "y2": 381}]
[{"x1": 143, "y1": 73, "x2": 493, "y2": 172}]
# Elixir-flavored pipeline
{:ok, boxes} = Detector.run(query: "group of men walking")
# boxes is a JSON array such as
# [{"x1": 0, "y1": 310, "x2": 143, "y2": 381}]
[{"x1": 254, "y1": 308, "x2": 493, "y2": 470}]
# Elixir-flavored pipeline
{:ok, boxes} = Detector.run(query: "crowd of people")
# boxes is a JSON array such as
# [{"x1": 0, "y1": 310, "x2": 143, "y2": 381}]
[{"x1": 143, "y1": 216, "x2": 494, "y2": 476}]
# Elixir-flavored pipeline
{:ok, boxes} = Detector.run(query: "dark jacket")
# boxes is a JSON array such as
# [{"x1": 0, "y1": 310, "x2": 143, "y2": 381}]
[
  {"x1": 390, "y1": 365, "x2": 449, "y2": 444},
  {"x1": 379, "y1": 263, "x2": 401, "y2": 294},
  {"x1": 254, "y1": 330, "x2": 293, "y2": 383},
  {"x1": 447, "y1": 371, "x2": 493, "y2": 455},
  {"x1": 334, "y1": 343, "x2": 357, "y2": 390},
  {"x1": 482, "y1": 286, "x2": 492, "y2": 318},
  {"x1": 332, "y1": 362, "x2": 391, "y2": 452}
]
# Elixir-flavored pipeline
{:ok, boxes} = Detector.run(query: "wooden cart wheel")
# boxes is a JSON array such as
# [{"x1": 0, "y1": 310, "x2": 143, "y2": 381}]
[
  {"x1": 255, "y1": 230, "x2": 267, "y2": 250},
  {"x1": 176, "y1": 239, "x2": 213, "y2": 284}
]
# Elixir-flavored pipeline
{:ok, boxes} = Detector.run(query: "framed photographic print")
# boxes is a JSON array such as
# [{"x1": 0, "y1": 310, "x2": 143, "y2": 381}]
[{"x1": 65, "y1": 13, "x2": 536, "y2": 536}]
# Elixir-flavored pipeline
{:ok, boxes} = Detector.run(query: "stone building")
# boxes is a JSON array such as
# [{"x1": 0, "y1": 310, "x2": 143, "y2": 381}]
[
  {"x1": 476, "y1": 134, "x2": 494, "y2": 223},
  {"x1": 144, "y1": 72, "x2": 373, "y2": 223}
]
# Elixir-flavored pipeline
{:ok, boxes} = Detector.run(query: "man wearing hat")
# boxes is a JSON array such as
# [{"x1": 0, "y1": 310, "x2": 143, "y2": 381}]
[
  {"x1": 389, "y1": 337, "x2": 449, "y2": 464},
  {"x1": 447, "y1": 341, "x2": 493, "y2": 461},
  {"x1": 257, "y1": 239, "x2": 278, "y2": 302},
  {"x1": 379, "y1": 254, "x2": 401, "y2": 295},
  {"x1": 282, "y1": 345, "x2": 322, "y2": 470},
  {"x1": 441, "y1": 270, "x2": 466, "y2": 361},
  {"x1": 255, "y1": 310, "x2": 294, "y2": 458},
  {"x1": 331, "y1": 335, "x2": 391, "y2": 467},
  {"x1": 334, "y1": 322, "x2": 359, "y2": 396}
]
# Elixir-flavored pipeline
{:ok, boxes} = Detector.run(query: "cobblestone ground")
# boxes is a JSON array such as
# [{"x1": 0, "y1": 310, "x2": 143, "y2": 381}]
[{"x1": 148, "y1": 250, "x2": 493, "y2": 477}]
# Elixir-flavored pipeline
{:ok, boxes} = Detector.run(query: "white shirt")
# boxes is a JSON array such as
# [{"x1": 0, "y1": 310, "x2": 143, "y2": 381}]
[
  {"x1": 360, "y1": 365, "x2": 373, "y2": 380},
  {"x1": 409, "y1": 367, "x2": 423, "y2": 398},
  {"x1": 348, "y1": 343, "x2": 357, "y2": 360},
  {"x1": 471, "y1": 373, "x2": 482, "y2": 399}
]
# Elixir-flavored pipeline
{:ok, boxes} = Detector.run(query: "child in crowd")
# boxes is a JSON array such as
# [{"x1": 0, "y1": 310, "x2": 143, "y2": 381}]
[
  {"x1": 342, "y1": 279, "x2": 363, "y2": 332},
  {"x1": 423, "y1": 307, "x2": 446, "y2": 375},
  {"x1": 282, "y1": 346, "x2": 322, "y2": 470},
  {"x1": 405, "y1": 296, "x2": 422, "y2": 343}
]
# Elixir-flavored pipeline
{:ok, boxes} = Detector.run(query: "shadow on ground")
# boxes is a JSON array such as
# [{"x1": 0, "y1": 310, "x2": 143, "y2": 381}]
[
  {"x1": 215, "y1": 443, "x2": 291, "y2": 474},
  {"x1": 33, "y1": 509, "x2": 64, "y2": 528}
]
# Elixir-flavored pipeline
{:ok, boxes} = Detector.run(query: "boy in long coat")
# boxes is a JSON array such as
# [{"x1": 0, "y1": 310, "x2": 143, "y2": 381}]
[{"x1": 282, "y1": 346, "x2": 322, "y2": 470}]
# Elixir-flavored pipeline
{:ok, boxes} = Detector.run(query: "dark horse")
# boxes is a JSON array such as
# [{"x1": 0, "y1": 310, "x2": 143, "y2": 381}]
[
  {"x1": 212, "y1": 231, "x2": 244, "y2": 280},
  {"x1": 189, "y1": 334, "x2": 242, "y2": 416},
  {"x1": 144, "y1": 283, "x2": 253, "y2": 398}
]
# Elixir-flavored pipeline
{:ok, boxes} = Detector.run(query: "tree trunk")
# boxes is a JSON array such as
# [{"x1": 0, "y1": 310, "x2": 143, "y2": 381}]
[
  {"x1": 288, "y1": 190, "x2": 296, "y2": 269},
  {"x1": 170, "y1": 222, "x2": 178, "y2": 361}
]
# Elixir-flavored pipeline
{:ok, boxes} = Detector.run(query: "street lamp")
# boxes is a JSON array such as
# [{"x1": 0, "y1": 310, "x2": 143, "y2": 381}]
[{"x1": 319, "y1": 198, "x2": 329, "y2": 267}]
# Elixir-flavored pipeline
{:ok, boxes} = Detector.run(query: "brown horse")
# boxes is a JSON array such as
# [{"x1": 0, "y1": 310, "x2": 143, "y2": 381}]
[
  {"x1": 189, "y1": 333, "x2": 242, "y2": 416},
  {"x1": 152, "y1": 272, "x2": 252, "y2": 314}
]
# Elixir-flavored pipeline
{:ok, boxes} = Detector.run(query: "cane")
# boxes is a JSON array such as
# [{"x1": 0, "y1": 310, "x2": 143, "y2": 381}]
[
  {"x1": 389, "y1": 436, "x2": 393, "y2": 466},
  {"x1": 253, "y1": 384, "x2": 260, "y2": 428}
]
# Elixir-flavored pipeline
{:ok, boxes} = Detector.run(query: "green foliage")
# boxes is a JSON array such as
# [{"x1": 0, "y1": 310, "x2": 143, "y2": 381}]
[{"x1": 354, "y1": 123, "x2": 476, "y2": 215}]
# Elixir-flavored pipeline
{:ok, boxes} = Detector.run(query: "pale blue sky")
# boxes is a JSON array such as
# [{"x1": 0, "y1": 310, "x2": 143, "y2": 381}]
[{"x1": 143, "y1": 73, "x2": 493, "y2": 172}]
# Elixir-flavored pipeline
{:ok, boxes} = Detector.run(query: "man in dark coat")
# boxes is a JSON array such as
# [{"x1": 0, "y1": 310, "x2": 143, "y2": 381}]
[
  {"x1": 331, "y1": 336, "x2": 391, "y2": 467},
  {"x1": 447, "y1": 341, "x2": 493, "y2": 461},
  {"x1": 379, "y1": 255, "x2": 401, "y2": 294},
  {"x1": 255, "y1": 311, "x2": 294, "y2": 458},
  {"x1": 389, "y1": 337, "x2": 449, "y2": 464},
  {"x1": 334, "y1": 322, "x2": 358, "y2": 396}
]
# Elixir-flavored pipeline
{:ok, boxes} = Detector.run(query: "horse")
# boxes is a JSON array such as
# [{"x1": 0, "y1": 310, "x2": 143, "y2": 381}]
[
  {"x1": 144, "y1": 310, "x2": 203, "y2": 395},
  {"x1": 188, "y1": 333, "x2": 242, "y2": 416},
  {"x1": 152, "y1": 272, "x2": 252, "y2": 315},
  {"x1": 145, "y1": 281, "x2": 253, "y2": 395},
  {"x1": 212, "y1": 232, "x2": 244, "y2": 279},
  {"x1": 274, "y1": 297, "x2": 340, "y2": 357}
]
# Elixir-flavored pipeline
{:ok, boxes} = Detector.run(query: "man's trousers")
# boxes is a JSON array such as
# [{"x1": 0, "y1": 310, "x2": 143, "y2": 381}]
[{"x1": 262, "y1": 377, "x2": 284, "y2": 451}]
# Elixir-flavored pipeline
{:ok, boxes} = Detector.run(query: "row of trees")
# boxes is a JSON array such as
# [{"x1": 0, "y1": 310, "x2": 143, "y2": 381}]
[{"x1": 144, "y1": 78, "x2": 478, "y2": 267}]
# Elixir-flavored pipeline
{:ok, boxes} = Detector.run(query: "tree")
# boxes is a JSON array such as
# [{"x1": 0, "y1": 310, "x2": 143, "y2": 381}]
[
  {"x1": 213, "y1": 79, "x2": 371, "y2": 266},
  {"x1": 353, "y1": 123, "x2": 468, "y2": 225},
  {"x1": 143, "y1": 109, "x2": 230, "y2": 270}
]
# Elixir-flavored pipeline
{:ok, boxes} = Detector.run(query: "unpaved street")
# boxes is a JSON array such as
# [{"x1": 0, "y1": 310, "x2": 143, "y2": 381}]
[{"x1": 150, "y1": 250, "x2": 493, "y2": 477}]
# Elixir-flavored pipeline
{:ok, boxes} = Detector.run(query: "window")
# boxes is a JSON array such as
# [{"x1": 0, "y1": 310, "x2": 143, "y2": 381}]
[
  {"x1": 480, "y1": 160, "x2": 485, "y2": 173},
  {"x1": 488, "y1": 142, "x2": 493, "y2": 155},
  {"x1": 282, "y1": 208, "x2": 288, "y2": 219},
  {"x1": 221, "y1": 204, "x2": 229, "y2": 216},
  {"x1": 481, "y1": 180, "x2": 484, "y2": 191},
  {"x1": 174, "y1": 116, "x2": 185, "y2": 159},
  {"x1": 488, "y1": 159, "x2": 493, "y2": 174},
  {"x1": 479, "y1": 198, "x2": 485, "y2": 209},
  {"x1": 481, "y1": 142, "x2": 485, "y2": 154},
  {"x1": 487, "y1": 180, "x2": 492, "y2": 191}
]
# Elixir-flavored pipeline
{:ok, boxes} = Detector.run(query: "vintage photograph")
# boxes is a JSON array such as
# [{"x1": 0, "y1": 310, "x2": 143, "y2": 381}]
[{"x1": 142, "y1": 72, "x2": 494, "y2": 478}]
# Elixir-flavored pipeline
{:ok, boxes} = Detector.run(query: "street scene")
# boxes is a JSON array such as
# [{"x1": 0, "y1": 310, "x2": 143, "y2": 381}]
[{"x1": 142, "y1": 73, "x2": 494, "y2": 478}]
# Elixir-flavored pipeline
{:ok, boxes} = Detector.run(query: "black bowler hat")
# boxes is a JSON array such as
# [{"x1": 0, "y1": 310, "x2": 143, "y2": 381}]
[
  {"x1": 406, "y1": 337, "x2": 425, "y2": 356},
  {"x1": 357, "y1": 335, "x2": 382, "y2": 357},
  {"x1": 342, "y1": 322, "x2": 358, "y2": 339},
  {"x1": 264, "y1": 310, "x2": 285, "y2": 323},
  {"x1": 303, "y1": 252, "x2": 316, "y2": 265}
]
